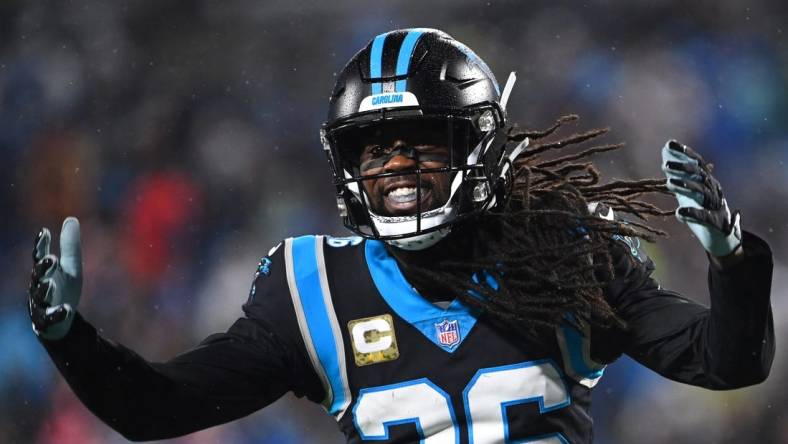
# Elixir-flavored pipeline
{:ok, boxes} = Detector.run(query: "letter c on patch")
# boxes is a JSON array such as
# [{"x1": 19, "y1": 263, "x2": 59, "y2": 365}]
[{"x1": 351, "y1": 318, "x2": 392, "y2": 354}]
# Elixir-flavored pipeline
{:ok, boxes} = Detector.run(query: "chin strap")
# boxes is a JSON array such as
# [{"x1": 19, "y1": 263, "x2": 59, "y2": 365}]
[
  {"x1": 386, "y1": 227, "x2": 452, "y2": 251},
  {"x1": 499, "y1": 137, "x2": 528, "y2": 181}
]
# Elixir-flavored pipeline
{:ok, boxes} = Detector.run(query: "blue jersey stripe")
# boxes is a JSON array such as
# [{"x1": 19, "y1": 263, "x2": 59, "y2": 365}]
[
  {"x1": 560, "y1": 325, "x2": 605, "y2": 380},
  {"x1": 291, "y1": 236, "x2": 347, "y2": 415},
  {"x1": 370, "y1": 33, "x2": 387, "y2": 95},
  {"x1": 365, "y1": 239, "x2": 480, "y2": 353},
  {"x1": 394, "y1": 30, "x2": 424, "y2": 92}
]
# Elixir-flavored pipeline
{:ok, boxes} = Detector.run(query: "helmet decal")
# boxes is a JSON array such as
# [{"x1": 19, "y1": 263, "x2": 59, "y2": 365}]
[
  {"x1": 369, "y1": 33, "x2": 386, "y2": 94},
  {"x1": 452, "y1": 40, "x2": 500, "y2": 95},
  {"x1": 393, "y1": 29, "x2": 425, "y2": 92},
  {"x1": 369, "y1": 29, "x2": 428, "y2": 94},
  {"x1": 358, "y1": 91, "x2": 420, "y2": 112}
]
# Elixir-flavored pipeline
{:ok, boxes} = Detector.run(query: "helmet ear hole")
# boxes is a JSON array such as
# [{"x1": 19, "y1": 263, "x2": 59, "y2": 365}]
[
  {"x1": 471, "y1": 182, "x2": 491, "y2": 203},
  {"x1": 476, "y1": 110, "x2": 497, "y2": 132},
  {"x1": 336, "y1": 196, "x2": 348, "y2": 218}
]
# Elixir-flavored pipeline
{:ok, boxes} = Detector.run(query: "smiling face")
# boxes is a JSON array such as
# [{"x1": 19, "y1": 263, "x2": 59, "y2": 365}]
[
  {"x1": 360, "y1": 142, "x2": 452, "y2": 217},
  {"x1": 351, "y1": 120, "x2": 454, "y2": 217}
]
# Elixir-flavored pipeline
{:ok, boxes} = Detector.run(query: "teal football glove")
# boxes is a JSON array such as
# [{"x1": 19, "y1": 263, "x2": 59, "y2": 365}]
[
  {"x1": 662, "y1": 140, "x2": 742, "y2": 257},
  {"x1": 28, "y1": 217, "x2": 83, "y2": 340}
]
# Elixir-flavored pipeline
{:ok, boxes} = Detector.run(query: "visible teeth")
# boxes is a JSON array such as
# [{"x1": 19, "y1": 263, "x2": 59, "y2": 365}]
[
  {"x1": 389, "y1": 187, "x2": 416, "y2": 196},
  {"x1": 387, "y1": 187, "x2": 417, "y2": 203}
]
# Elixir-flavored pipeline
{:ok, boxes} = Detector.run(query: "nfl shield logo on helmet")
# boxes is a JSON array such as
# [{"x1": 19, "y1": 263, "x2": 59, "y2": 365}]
[{"x1": 435, "y1": 319, "x2": 461, "y2": 349}]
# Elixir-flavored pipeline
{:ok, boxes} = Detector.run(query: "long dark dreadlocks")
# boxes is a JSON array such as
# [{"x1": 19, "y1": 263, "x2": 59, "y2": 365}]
[{"x1": 395, "y1": 115, "x2": 673, "y2": 337}]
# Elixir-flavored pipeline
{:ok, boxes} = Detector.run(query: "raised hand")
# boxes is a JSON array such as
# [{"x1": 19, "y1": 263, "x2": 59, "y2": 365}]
[
  {"x1": 662, "y1": 140, "x2": 742, "y2": 257},
  {"x1": 28, "y1": 217, "x2": 83, "y2": 340}
]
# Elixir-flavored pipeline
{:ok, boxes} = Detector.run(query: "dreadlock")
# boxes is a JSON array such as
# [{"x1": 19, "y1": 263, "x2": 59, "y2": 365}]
[{"x1": 396, "y1": 115, "x2": 673, "y2": 337}]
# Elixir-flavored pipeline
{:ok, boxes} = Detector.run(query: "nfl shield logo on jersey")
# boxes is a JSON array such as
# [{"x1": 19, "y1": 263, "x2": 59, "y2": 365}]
[{"x1": 435, "y1": 319, "x2": 460, "y2": 348}]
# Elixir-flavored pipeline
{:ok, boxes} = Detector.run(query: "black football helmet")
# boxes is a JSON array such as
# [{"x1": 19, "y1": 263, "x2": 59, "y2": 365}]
[{"x1": 321, "y1": 28, "x2": 524, "y2": 250}]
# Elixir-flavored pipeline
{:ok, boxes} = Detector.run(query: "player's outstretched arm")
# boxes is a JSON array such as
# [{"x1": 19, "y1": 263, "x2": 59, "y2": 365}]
[
  {"x1": 603, "y1": 232, "x2": 773, "y2": 390},
  {"x1": 598, "y1": 142, "x2": 774, "y2": 390},
  {"x1": 29, "y1": 219, "x2": 308, "y2": 441}
]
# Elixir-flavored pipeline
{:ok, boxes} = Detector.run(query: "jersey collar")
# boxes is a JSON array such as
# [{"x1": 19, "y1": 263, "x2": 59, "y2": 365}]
[{"x1": 364, "y1": 239, "x2": 480, "y2": 352}]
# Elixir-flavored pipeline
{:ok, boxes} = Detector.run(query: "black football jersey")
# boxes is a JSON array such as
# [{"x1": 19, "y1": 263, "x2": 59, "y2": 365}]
[
  {"x1": 243, "y1": 234, "x2": 624, "y2": 443},
  {"x1": 42, "y1": 230, "x2": 774, "y2": 443}
]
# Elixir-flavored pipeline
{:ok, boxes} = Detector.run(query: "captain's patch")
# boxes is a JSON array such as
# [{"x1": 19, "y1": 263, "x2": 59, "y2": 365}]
[{"x1": 348, "y1": 314, "x2": 399, "y2": 366}]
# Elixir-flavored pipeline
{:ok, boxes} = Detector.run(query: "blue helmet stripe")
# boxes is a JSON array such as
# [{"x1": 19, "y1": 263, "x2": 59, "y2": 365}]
[
  {"x1": 394, "y1": 30, "x2": 425, "y2": 92},
  {"x1": 370, "y1": 33, "x2": 387, "y2": 94}
]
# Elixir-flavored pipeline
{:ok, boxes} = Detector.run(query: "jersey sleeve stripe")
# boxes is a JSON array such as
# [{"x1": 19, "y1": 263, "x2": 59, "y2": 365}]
[
  {"x1": 284, "y1": 236, "x2": 351, "y2": 419},
  {"x1": 315, "y1": 236, "x2": 352, "y2": 418},
  {"x1": 556, "y1": 325, "x2": 606, "y2": 389},
  {"x1": 284, "y1": 237, "x2": 333, "y2": 410}
]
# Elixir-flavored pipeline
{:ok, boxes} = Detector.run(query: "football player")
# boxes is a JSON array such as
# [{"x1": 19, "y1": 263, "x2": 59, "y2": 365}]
[{"x1": 29, "y1": 29, "x2": 773, "y2": 443}]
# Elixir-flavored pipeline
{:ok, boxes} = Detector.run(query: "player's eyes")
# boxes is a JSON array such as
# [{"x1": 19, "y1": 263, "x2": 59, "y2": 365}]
[
  {"x1": 357, "y1": 146, "x2": 384, "y2": 172},
  {"x1": 368, "y1": 145, "x2": 386, "y2": 157},
  {"x1": 359, "y1": 145, "x2": 386, "y2": 163}
]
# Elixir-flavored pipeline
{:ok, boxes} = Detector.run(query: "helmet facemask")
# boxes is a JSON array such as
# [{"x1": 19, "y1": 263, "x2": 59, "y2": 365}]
[
  {"x1": 321, "y1": 28, "x2": 522, "y2": 250},
  {"x1": 322, "y1": 107, "x2": 511, "y2": 249}
]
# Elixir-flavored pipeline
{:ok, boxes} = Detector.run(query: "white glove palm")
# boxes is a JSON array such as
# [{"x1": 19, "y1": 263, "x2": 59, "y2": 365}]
[
  {"x1": 28, "y1": 217, "x2": 83, "y2": 340},
  {"x1": 661, "y1": 140, "x2": 742, "y2": 257}
]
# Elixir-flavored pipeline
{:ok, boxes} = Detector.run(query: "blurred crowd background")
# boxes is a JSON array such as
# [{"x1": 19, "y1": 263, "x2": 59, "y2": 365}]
[{"x1": 1, "y1": 0, "x2": 786, "y2": 443}]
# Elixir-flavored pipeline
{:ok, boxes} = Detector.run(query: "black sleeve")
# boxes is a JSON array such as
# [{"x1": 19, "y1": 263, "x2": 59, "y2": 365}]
[
  {"x1": 39, "y1": 243, "x2": 323, "y2": 442},
  {"x1": 42, "y1": 314, "x2": 295, "y2": 441},
  {"x1": 594, "y1": 231, "x2": 775, "y2": 390}
]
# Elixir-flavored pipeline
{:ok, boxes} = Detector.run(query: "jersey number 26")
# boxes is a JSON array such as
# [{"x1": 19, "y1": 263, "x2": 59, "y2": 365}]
[{"x1": 353, "y1": 359, "x2": 570, "y2": 443}]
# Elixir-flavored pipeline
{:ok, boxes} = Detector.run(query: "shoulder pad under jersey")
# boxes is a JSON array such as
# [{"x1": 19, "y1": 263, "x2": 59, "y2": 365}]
[{"x1": 588, "y1": 202, "x2": 649, "y2": 263}]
